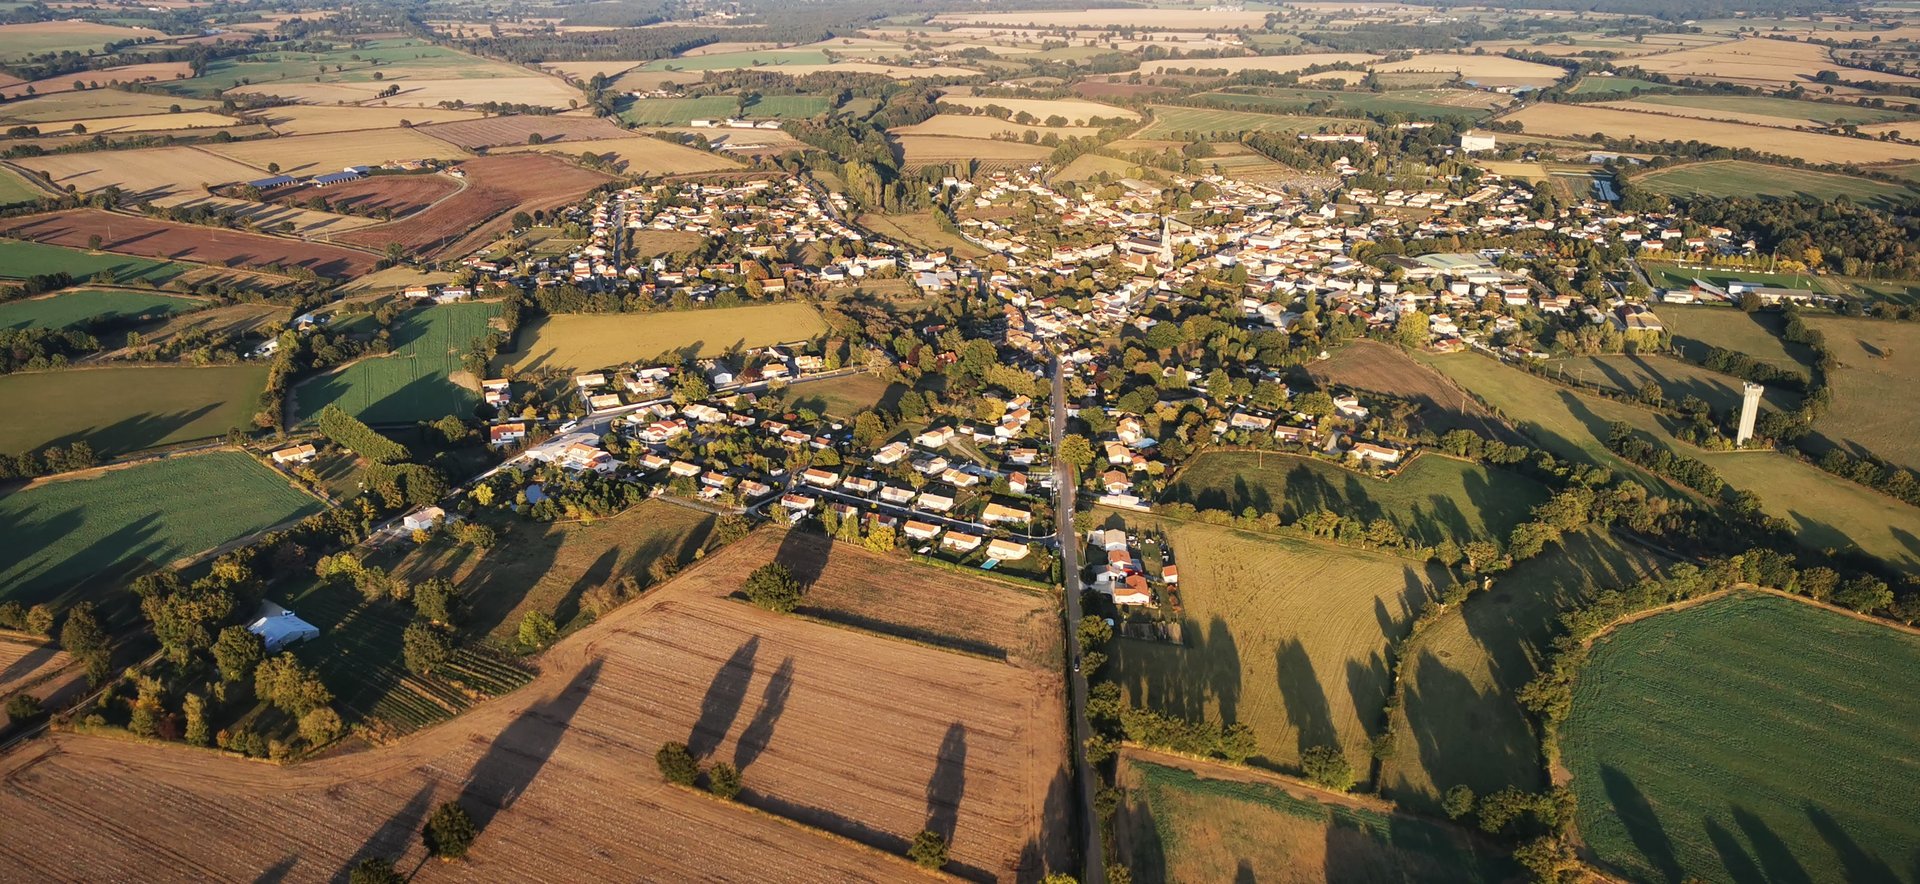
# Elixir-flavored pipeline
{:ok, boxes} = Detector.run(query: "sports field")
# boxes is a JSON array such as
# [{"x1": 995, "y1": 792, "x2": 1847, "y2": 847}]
[
  {"x1": 0, "y1": 364, "x2": 269, "y2": 456},
  {"x1": 1704, "y1": 450, "x2": 1920, "y2": 574},
  {"x1": 0, "y1": 289, "x2": 199, "y2": 331},
  {"x1": 1105, "y1": 511, "x2": 1446, "y2": 777},
  {"x1": 0, "y1": 240, "x2": 193, "y2": 285},
  {"x1": 1162, "y1": 452, "x2": 1546, "y2": 549},
  {"x1": 619, "y1": 95, "x2": 738, "y2": 126},
  {"x1": 1379, "y1": 530, "x2": 1669, "y2": 811},
  {"x1": 1136, "y1": 106, "x2": 1351, "y2": 140},
  {"x1": 1661, "y1": 305, "x2": 1814, "y2": 380},
  {"x1": 1565, "y1": 592, "x2": 1920, "y2": 884},
  {"x1": 1803, "y1": 313, "x2": 1920, "y2": 472},
  {"x1": 506, "y1": 303, "x2": 825, "y2": 372},
  {"x1": 1631, "y1": 160, "x2": 1918, "y2": 210},
  {"x1": 0, "y1": 451, "x2": 322, "y2": 609},
  {"x1": 295, "y1": 302, "x2": 499, "y2": 425},
  {"x1": 1119, "y1": 753, "x2": 1518, "y2": 883}
]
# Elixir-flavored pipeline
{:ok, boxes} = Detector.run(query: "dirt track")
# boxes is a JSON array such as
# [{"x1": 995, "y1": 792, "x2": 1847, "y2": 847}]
[{"x1": 0, "y1": 529, "x2": 1069, "y2": 882}]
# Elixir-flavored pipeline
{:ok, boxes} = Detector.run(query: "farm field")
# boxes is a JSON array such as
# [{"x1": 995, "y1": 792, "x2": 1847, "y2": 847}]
[
  {"x1": 1131, "y1": 53, "x2": 1376, "y2": 77},
  {"x1": 1505, "y1": 103, "x2": 1920, "y2": 163},
  {"x1": 541, "y1": 59, "x2": 644, "y2": 81},
  {"x1": 0, "y1": 450, "x2": 321, "y2": 609},
  {"x1": 0, "y1": 209, "x2": 379, "y2": 279},
  {"x1": 1135, "y1": 106, "x2": 1350, "y2": 140},
  {"x1": 0, "y1": 167, "x2": 44, "y2": 207},
  {"x1": 1118, "y1": 751, "x2": 1518, "y2": 884},
  {"x1": 788, "y1": 372, "x2": 910, "y2": 418},
  {"x1": 936, "y1": 8, "x2": 1268, "y2": 28},
  {"x1": 295, "y1": 302, "x2": 499, "y2": 425},
  {"x1": 0, "y1": 636, "x2": 76, "y2": 720},
  {"x1": 418, "y1": 114, "x2": 631, "y2": 150},
  {"x1": 1542, "y1": 353, "x2": 1802, "y2": 413},
  {"x1": 893, "y1": 134, "x2": 1053, "y2": 169},
  {"x1": 1631, "y1": 160, "x2": 1918, "y2": 209},
  {"x1": 0, "y1": 61, "x2": 193, "y2": 101},
  {"x1": 1162, "y1": 451, "x2": 1548, "y2": 550},
  {"x1": 492, "y1": 136, "x2": 741, "y2": 175},
  {"x1": 858, "y1": 211, "x2": 988, "y2": 258},
  {"x1": 639, "y1": 48, "x2": 831, "y2": 72},
  {"x1": 107, "y1": 302, "x2": 282, "y2": 353},
  {"x1": 1624, "y1": 36, "x2": 1919, "y2": 88},
  {"x1": 0, "y1": 21, "x2": 163, "y2": 61},
  {"x1": 11, "y1": 145, "x2": 265, "y2": 202},
  {"x1": 619, "y1": 95, "x2": 739, "y2": 125},
  {"x1": 1202, "y1": 87, "x2": 1503, "y2": 122},
  {"x1": 935, "y1": 94, "x2": 1139, "y2": 123},
  {"x1": 0, "y1": 239, "x2": 198, "y2": 285},
  {"x1": 1310, "y1": 339, "x2": 1522, "y2": 442},
  {"x1": 269, "y1": 173, "x2": 459, "y2": 219},
  {"x1": 0, "y1": 363, "x2": 269, "y2": 456},
  {"x1": 225, "y1": 75, "x2": 582, "y2": 109},
  {"x1": 506, "y1": 303, "x2": 825, "y2": 371},
  {"x1": 1568, "y1": 75, "x2": 1676, "y2": 95},
  {"x1": 1103, "y1": 510, "x2": 1446, "y2": 776},
  {"x1": 336, "y1": 154, "x2": 613, "y2": 257},
  {"x1": 1704, "y1": 450, "x2": 1920, "y2": 574},
  {"x1": 0, "y1": 288, "x2": 200, "y2": 331},
  {"x1": 199, "y1": 128, "x2": 470, "y2": 176},
  {"x1": 1609, "y1": 92, "x2": 1918, "y2": 126},
  {"x1": 1662, "y1": 305, "x2": 1814, "y2": 380},
  {"x1": 1369, "y1": 52, "x2": 1567, "y2": 87},
  {"x1": 1052, "y1": 152, "x2": 1135, "y2": 182},
  {"x1": 740, "y1": 94, "x2": 831, "y2": 118},
  {"x1": 31, "y1": 110, "x2": 237, "y2": 134},
  {"x1": 0, "y1": 524, "x2": 1070, "y2": 881},
  {"x1": 1378, "y1": 530, "x2": 1669, "y2": 810},
  {"x1": 0, "y1": 90, "x2": 216, "y2": 124},
  {"x1": 1802, "y1": 313, "x2": 1920, "y2": 472},
  {"x1": 246, "y1": 104, "x2": 485, "y2": 135},
  {"x1": 1564, "y1": 592, "x2": 1920, "y2": 884},
  {"x1": 890, "y1": 114, "x2": 1098, "y2": 139}
]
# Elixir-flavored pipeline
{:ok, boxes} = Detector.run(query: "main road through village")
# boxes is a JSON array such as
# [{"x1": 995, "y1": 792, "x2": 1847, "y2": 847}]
[{"x1": 1051, "y1": 354, "x2": 1104, "y2": 884}]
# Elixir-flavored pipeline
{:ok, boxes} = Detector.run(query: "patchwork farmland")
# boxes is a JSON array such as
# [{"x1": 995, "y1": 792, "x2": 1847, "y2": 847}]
[
  {"x1": 337, "y1": 154, "x2": 613, "y2": 257},
  {"x1": 0, "y1": 209, "x2": 379, "y2": 278}
]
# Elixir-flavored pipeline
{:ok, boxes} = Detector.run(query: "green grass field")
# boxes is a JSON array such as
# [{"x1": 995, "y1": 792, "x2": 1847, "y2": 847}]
[
  {"x1": 1120, "y1": 755, "x2": 1520, "y2": 883},
  {"x1": 1569, "y1": 76, "x2": 1675, "y2": 95},
  {"x1": 641, "y1": 48, "x2": 830, "y2": 72},
  {"x1": 505, "y1": 302, "x2": 825, "y2": 372},
  {"x1": 0, "y1": 364, "x2": 269, "y2": 456},
  {"x1": 0, "y1": 288, "x2": 200, "y2": 331},
  {"x1": 0, "y1": 167, "x2": 45, "y2": 207},
  {"x1": 618, "y1": 95, "x2": 739, "y2": 125},
  {"x1": 1379, "y1": 530, "x2": 1670, "y2": 811},
  {"x1": 0, "y1": 22, "x2": 155, "y2": 61},
  {"x1": 1163, "y1": 451, "x2": 1547, "y2": 549},
  {"x1": 1802, "y1": 313, "x2": 1920, "y2": 472},
  {"x1": 0, "y1": 239, "x2": 194, "y2": 285},
  {"x1": 1104, "y1": 510, "x2": 1447, "y2": 777},
  {"x1": 741, "y1": 94, "x2": 830, "y2": 118},
  {"x1": 1662, "y1": 305, "x2": 1814, "y2": 381},
  {"x1": 1627, "y1": 93, "x2": 1918, "y2": 126},
  {"x1": 1632, "y1": 160, "x2": 1919, "y2": 210},
  {"x1": 1542, "y1": 353, "x2": 1803, "y2": 413},
  {"x1": 167, "y1": 38, "x2": 516, "y2": 96},
  {"x1": 1703, "y1": 450, "x2": 1920, "y2": 574},
  {"x1": 0, "y1": 450, "x2": 322, "y2": 610},
  {"x1": 295, "y1": 302, "x2": 498, "y2": 425},
  {"x1": 1565, "y1": 592, "x2": 1920, "y2": 884},
  {"x1": 786, "y1": 372, "x2": 898, "y2": 418},
  {"x1": 1643, "y1": 264, "x2": 1829, "y2": 296},
  {"x1": 1202, "y1": 88, "x2": 1496, "y2": 123},
  {"x1": 1137, "y1": 105, "x2": 1350, "y2": 140}
]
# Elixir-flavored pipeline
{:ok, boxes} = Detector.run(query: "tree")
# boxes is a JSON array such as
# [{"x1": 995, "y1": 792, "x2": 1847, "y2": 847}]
[
  {"x1": 182, "y1": 692, "x2": 210, "y2": 746},
  {"x1": 423, "y1": 801, "x2": 476, "y2": 860},
  {"x1": 403, "y1": 620, "x2": 454, "y2": 675},
  {"x1": 1834, "y1": 576, "x2": 1893, "y2": 614},
  {"x1": 1059, "y1": 434, "x2": 1094, "y2": 472},
  {"x1": 1394, "y1": 311, "x2": 1429, "y2": 349},
  {"x1": 299, "y1": 706, "x2": 343, "y2": 746},
  {"x1": 708, "y1": 761, "x2": 742, "y2": 800},
  {"x1": 213, "y1": 625, "x2": 264, "y2": 683},
  {"x1": 656, "y1": 741, "x2": 699, "y2": 786},
  {"x1": 348, "y1": 858, "x2": 405, "y2": 884},
  {"x1": 23, "y1": 604, "x2": 53, "y2": 637},
  {"x1": 59, "y1": 602, "x2": 111, "y2": 684},
  {"x1": 908, "y1": 829, "x2": 949, "y2": 870},
  {"x1": 862, "y1": 522, "x2": 896, "y2": 553},
  {"x1": 414, "y1": 577, "x2": 458, "y2": 624},
  {"x1": 1299, "y1": 745, "x2": 1354, "y2": 791},
  {"x1": 4, "y1": 693, "x2": 44, "y2": 725},
  {"x1": 1443, "y1": 785, "x2": 1476, "y2": 820},
  {"x1": 517, "y1": 610, "x2": 558, "y2": 650},
  {"x1": 743, "y1": 563, "x2": 801, "y2": 613},
  {"x1": 255, "y1": 654, "x2": 333, "y2": 714}
]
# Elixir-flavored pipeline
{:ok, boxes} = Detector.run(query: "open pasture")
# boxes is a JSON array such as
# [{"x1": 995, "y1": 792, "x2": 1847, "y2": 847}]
[
  {"x1": 0, "y1": 523, "x2": 1067, "y2": 881},
  {"x1": 1136, "y1": 106, "x2": 1351, "y2": 140},
  {"x1": 740, "y1": 94, "x2": 831, "y2": 118},
  {"x1": 1203, "y1": 87, "x2": 1504, "y2": 123},
  {"x1": 1104, "y1": 511, "x2": 1445, "y2": 777},
  {"x1": 0, "y1": 363, "x2": 269, "y2": 457},
  {"x1": 1661, "y1": 305, "x2": 1814, "y2": 379},
  {"x1": 0, "y1": 450, "x2": 320, "y2": 609},
  {"x1": 1119, "y1": 752, "x2": 1518, "y2": 884},
  {"x1": 1542, "y1": 353, "x2": 1802, "y2": 414},
  {"x1": 890, "y1": 114, "x2": 1098, "y2": 140},
  {"x1": 893, "y1": 134, "x2": 1052, "y2": 169},
  {"x1": 227, "y1": 75, "x2": 582, "y2": 109},
  {"x1": 105, "y1": 301, "x2": 283, "y2": 354},
  {"x1": 0, "y1": 89, "x2": 214, "y2": 124},
  {"x1": 418, "y1": 114, "x2": 631, "y2": 150},
  {"x1": 936, "y1": 94, "x2": 1139, "y2": 124},
  {"x1": 1368, "y1": 53, "x2": 1566, "y2": 87},
  {"x1": 1132, "y1": 52, "x2": 1376, "y2": 78},
  {"x1": 0, "y1": 209, "x2": 379, "y2": 279},
  {"x1": 1052, "y1": 152, "x2": 1136, "y2": 183},
  {"x1": 0, "y1": 288, "x2": 200, "y2": 331},
  {"x1": 295, "y1": 301, "x2": 498, "y2": 425},
  {"x1": 199, "y1": 128, "x2": 469, "y2": 176},
  {"x1": 1568, "y1": 75, "x2": 1677, "y2": 95},
  {"x1": 1625, "y1": 37, "x2": 1919, "y2": 88},
  {"x1": 507, "y1": 303, "x2": 824, "y2": 372},
  {"x1": 0, "y1": 61, "x2": 192, "y2": 100},
  {"x1": 1564, "y1": 592, "x2": 1920, "y2": 884},
  {"x1": 0, "y1": 239, "x2": 194, "y2": 285},
  {"x1": 641, "y1": 48, "x2": 831, "y2": 72},
  {"x1": 619, "y1": 95, "x2": 739, "y2": 125},
  {"x1": 1505, "y1": 103, "x2": 1920, "y2": 163},
  {"x1": 247, "y1": 104, "x2": 485, "y2": 135},
  {"x1": 1379, "y1": 530, "x2": 1669, "y2": 810},
  {"x1": 1800, "y1": 313, "x2": 1920, "y2": 471},
  {"x1": 1631, "y1": 159, "x2": 1918, "y2": 209},
  {"x1": 23, "y1": 110, "x2": 236, "y2": 134},
  {"x1": 1163, "y1": 451, "x2": 1547, "y2": 550},
  {"x1": 184, "y1": 38, "x2": 525, "y2": 94},
  {"x1": 1608, "y1": 92, "x2": 1918, "y2": 127},
  {"x1": 0, "y1": 167, "x2": 46, "y2": 207},
  {"x1": 11, "y1": 145, "x2": 263, "y2": 201},
  {"x1": 0, "y1": 21, "x2": 163, "y2": 61},
  {"x1": 337, "y1": 154, "x2": 611, "y2": 257},
  {"x1": 492, "y1": 136, "x2": 741, "y2": 175},
  {"x1": 1704, "y1": 449, "x2": 1920, "y2": 574}
]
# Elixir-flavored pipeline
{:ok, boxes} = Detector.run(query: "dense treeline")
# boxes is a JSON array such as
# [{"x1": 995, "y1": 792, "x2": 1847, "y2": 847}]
[
  {"x1": 316, "y1": 404, "x2": 409, "y2": 462},
  {"x1": 1605, "y1": 422, "x2": 1726, "y2": 495}
]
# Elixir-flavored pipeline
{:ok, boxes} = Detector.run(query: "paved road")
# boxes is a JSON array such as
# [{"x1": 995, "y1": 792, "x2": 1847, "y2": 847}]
[{"x1": 1051, "y1": 355, "x2": 1104, "y2": 883}]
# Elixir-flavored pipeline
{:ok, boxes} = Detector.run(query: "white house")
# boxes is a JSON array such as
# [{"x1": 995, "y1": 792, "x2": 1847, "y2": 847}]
[{"x1": 402, "y1": 506, "x2": 446, "y2": 532}]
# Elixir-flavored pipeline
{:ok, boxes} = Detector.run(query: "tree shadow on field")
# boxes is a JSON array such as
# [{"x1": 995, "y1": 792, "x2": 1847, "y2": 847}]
[
  {"x1": 1705, "y1": 817, "x2": 1765, "y2": 884},
  {"x1": 1732, "y1": 806, "x2": 1813, "y2": 884},
  {"x1": 732, "y1": 656, "x2": 793, "y2": 772},
  {"x1": 456, "y1": 659, "x2": 601, "y2": 835},
  {"x1": 1274, "y1": 638, "x2": 1337, "y2": 756},
  {"x1": 1016, "y1": 769, "x2": 1073, "y2": 880},
  {"x1": 1805, "y1": 803, "x2": 1899, "y2": 883},
  {"x1": 687, "y1": 638, "x2": 758, "y2": 760},
  {"x1": 773, "y1": 524, "x2": 830, "y2": 591},
  {"x1": 334, "y1": 781, "x2": 435, "y2": 881},
  {"x1": 924, "y1": 722, "x2": 968, "y2": 845},
  {"x1": 1600, "y1": 765, "x2": 1682, "y2": 883},
  {"x1": 251, "y1": 855, "x2": 299, "y2": 884}
]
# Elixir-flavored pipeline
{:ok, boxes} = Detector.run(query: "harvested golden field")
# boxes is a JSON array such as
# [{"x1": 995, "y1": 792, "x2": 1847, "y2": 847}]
[
  {"x1": 0, "y1": 527, "x2": 1069, "y2": 882},
  {"x1": 0, "y1": 90, "x2": 215, "y2": 124},
  {"x1": 11, "y1": 146, "x2": 265, "y2": 201},
  {"x1": 493, "y1": 136, "x2": 741, "y2": 174},
  {"x1": 507, "y1": 302, "x2": 825, "y2": 371},
  {"x1": 1505, "y1": 103, "x2": 1920, "y2": 163},
  {"x1": 932, "y1": 8, "x2": 1270, "y2": 28},
  {"x1": 1596, "y1": 98, "x2": 1823, "y2": 128},
  {"x1": 937, "y1": 94, "x2": 1140, "y2": 123},
  {"x1": 1627, "y1": 37, "x2": 1920, "y2": 88},
  {"x1": 768, "y1": 61, "x2": 981, "y2": 78},
  {"x1": 540, "y1": 60, "x2": 645, "y2": 80},
  {"x1": 894, "y1": 134, "x2": 1052, "y2": 169},
  {"x1": 247, "y1": 104, "x2": 486, "y2": 135},
  {"x1": 1133, "y1": 53, "x2": 1376, "y2": 77},
  {"x1": 418, "y1": 114, "x2": 632, "y2": 150},
  {"x1": 0, "y1": 61, "x2": 192, "y2": 100},
  {"x1": 227, "y1": 76, "x2": 582, "y2": 109},
  {"x1": 0, "y1": 20, "x2": 163, "y2": 61},
  {"x1": 46, "y1": 110, "x2": 237, "y2": 134},
  {"x1": 199, "y1": 128, "x2": 470, "y2": 176},
  {"x1": 891, "y1": 114, "x2": 1099, "y2": 140},
  {"x1": 1369, "y1": 52, "x2": 1567, "y2": 87}
]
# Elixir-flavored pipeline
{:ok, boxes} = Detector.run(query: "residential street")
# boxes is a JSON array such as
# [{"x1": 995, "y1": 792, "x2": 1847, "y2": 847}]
[{"x1": 1051, "y1": 355, "x2": 1103, "y2": 884}]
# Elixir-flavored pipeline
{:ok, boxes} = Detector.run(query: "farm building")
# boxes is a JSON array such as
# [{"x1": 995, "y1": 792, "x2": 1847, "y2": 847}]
[
  {"x1": 247, "y1": 602, "x2": 320, "y2": 652},
  {"x1": 247, "y1": 174, "x2": 298, "y2": 190},
  {"x1": 312, "y1": 166, "x2": 369, "y2": 187},
  {"x1": 402, "y1": 506, "x2": 447, "y2": 531},
  {"x1": 269, "y1": 443, "x2": 316, "y2": 465}
]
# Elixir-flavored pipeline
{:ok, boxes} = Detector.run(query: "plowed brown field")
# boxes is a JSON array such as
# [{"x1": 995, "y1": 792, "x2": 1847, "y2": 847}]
[
  {"x1": 0, "y1": 527, "x2": 1070, "y2": 882},
  {"x1": 337, "y1": 154, "x2": 612, "y2": 258},
  {"x1": 0, "y1": 208, "x2": 379, "y2": 278},
  {"x1": 276, "y1": 174, "x2": 460, "y2": 218}
]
